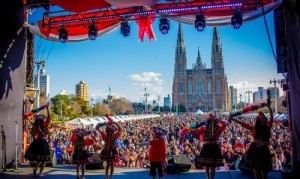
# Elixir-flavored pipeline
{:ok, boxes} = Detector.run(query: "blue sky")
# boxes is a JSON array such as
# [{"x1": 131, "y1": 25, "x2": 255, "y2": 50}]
[{"x1": 29, "y1": 7, "x2": 283, "y2": 104}]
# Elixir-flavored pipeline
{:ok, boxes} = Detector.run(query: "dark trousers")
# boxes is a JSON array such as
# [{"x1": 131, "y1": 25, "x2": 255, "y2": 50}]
[{"x1": 150, "y1": 162, "x2": 164, "y2": 177}]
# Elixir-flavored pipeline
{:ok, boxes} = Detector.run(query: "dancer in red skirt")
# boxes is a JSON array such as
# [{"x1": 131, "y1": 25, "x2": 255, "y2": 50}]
[
  {"x1": 229, "y1": 106, "x2": 273, "y2": 179},
  {"x1": 70, "y1": 128, "x2": 96, "y2": 179},
  {"x1": 24, "y1": 103, "x2": 51, "y2": 177},
  {"x1": 180, "y1": 114, "x2": 227, "y2": 179},
  {"x1": 98, "y1": 114, "x2": 122, "y2": 179}
]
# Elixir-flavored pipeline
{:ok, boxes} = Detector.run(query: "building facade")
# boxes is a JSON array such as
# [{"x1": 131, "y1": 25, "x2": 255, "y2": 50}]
[
  {"x1": 164, "y1": 94, "x2": 171, "y2": 107},
  {"x1": 75, "y1": 81, "x2": 88, "y2": 101},
  {"x1": 34, "y1": 69, "x2": 50, "y2": 97},
  {"x1": 253, "y1": 87, "x2": 268, "y2": 103},
  {"x1": 229, "y1": 85, "x2": 238, "y2": 111},
  {"x1": 267, "y1": 87, "x2": 280, "y2": 100},
  {"x1": 172, "y1": 24, "x2": 228, "y2": 112}
]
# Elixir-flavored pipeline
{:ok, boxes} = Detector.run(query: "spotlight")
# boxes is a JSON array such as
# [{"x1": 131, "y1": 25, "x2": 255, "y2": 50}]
[
  {"x1": 195, "y1": 14, "x2": 206, "y2": 31},
  {"x1": 88, "y1": 24, "x2": 98, "y2": 40},
  {"x1": 120, "y1": 21, "x2": 130, "y2": 37},
  {"x1": 58, "y1": 28, "x2": 68, "y2": 43},
  {"x1": 159, "y1": 18, "x2": 170, "y2": 34},
  {"x1": 231, "y1": 11, "x2": 243, "y2": 29}
]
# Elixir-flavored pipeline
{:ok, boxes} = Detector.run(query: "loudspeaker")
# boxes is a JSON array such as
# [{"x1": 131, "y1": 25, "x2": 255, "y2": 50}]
[
  {"x1": 86, "y1": 153, "x2": 104, "y2": 170},
  {"x1": 167, "y1": 155, "x2": 191, "y2": 174}
]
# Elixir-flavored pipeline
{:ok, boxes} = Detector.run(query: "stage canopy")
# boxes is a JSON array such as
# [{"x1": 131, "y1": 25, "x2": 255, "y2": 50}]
[{"x1": 25, "y1": 0, "x2": 282, "y2": 42}]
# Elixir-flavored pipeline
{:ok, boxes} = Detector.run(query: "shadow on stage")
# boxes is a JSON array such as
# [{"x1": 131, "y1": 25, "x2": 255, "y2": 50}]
[{"x1": 0, "y1": 164, "x2": 284, "y2": 179}]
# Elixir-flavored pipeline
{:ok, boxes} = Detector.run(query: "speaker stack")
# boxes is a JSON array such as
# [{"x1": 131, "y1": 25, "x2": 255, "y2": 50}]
[
  {"x1": 86, "y1": 153, "x2": 104, "y2": 170},
  {"x1": 166, "y1": 155, "x2": 191, "y2": 174}
]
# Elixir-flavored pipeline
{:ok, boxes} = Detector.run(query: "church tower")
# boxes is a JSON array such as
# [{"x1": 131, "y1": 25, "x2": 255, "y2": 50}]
[
  {"x1": 211, "y1": 27, "x2": 228, "y2": 110},
  {"x1": 172, "y1": 23, "x2": 188, "y2": 110}
]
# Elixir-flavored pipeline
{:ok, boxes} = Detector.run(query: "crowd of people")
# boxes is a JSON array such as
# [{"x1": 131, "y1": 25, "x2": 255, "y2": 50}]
[{"x1": 25, "y1": 112, "x2": 292, "y2": 174}]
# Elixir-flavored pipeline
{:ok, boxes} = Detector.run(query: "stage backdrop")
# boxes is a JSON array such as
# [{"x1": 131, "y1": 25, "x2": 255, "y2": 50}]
[
  {"x1": 285, "y1": 0, "x2": 300, "y2": 171},
  {"x1": 0, "y1": 0, "x2": 25, "y2": 165}
]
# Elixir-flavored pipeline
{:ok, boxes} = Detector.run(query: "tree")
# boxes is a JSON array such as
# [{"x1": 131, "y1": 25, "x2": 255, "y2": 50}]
[
  {"x1": 50, "y1": 94, "x2": 70, "y2": 119},
  {"x1": 110, "y1": 98, "x2": 133, "y2": 115},
  {"x1": 40, "y1": 92, "x2": 48, "y2": 106},
  {"x1": 93, "y1": 103, "x2": 111, "y2": 116},
  {"x1": 172, "y1": 104, "x2": 186, "y2": 112},
  {"x1": 70, "y1": 96, "x2": 89, "y2": 117},
  {"x1": 132, "y1": 102, "x2": 144, "y2": 114}
]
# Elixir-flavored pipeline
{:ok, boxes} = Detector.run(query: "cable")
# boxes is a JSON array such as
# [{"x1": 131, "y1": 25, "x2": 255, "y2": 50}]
[
  {"x1": 261, "y1": 3, "x2": 277, "y2": 63},
  {"x1": 35, "y1": 34, "x2": 43, "y2": 60},
  {"x1": 40, "y1": 38, "x2": 48, "y2": 60},
  {"x1": 45, "y1": 41, "x2": 54, "y2": 61}
]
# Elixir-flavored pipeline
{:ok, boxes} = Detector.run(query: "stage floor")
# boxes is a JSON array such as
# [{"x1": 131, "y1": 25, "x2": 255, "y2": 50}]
[{"x1": 0, "y1": 165, "x2": 283, "y2": 179}]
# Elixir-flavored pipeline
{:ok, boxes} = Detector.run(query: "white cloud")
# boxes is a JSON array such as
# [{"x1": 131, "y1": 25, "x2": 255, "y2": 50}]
[
  {"x1": 129, "y1": 72, "x2": 163, "y2": 84},
  {"x1": 129, "y1": 72, "x2": 164, "y2": 99},
  {"x1": 229, "y1": 81, "x2": 259, "y2": 103},
  {"x1": 89, "y1": 89, "x2": 106, "y2": 98},
  {"x1": 229, "y1": 81, "x2": 257, "y2": 92}
]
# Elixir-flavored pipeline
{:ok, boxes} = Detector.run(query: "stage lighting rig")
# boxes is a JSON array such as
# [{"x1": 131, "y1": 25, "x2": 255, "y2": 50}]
[
  {"x1": 88, "y1": 24, "x2": 98, "y2": 40},
  {"x1": 58, "y1": 28, "x2": 68, "y2": 43},
  {"x1": 120, "y1": 21, "x2": 130, "y2": 37},
  {"x1": 231, "y1": 11, "x2": 243, "y2": 29},
  {"x1": 159, "y1": 18, "x2": 170, "y2": 34},
  {"x1": 195, "y1": 14, "x2": 206, "y2": 31}
]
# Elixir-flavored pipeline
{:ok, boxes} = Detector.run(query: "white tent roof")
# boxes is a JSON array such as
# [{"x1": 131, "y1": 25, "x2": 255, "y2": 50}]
[
  {"x1": 196, "y1": 109, "x2": 204, "y2": 115},
  {"x1": 85, "y1": 118, "x2": 100, "y2": 127},
  {"x1": 66, "y1": 118, "x2": 93, "y2": 127}
]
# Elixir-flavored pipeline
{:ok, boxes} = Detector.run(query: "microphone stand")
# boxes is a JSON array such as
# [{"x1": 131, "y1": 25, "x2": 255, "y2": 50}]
[
  {"x1": 9, "y1": 121, "x2": 23, "y2": 173},
  {"x1": 3, "y1": 122, "x2": 23, "y2": 173},
  {"x1": 1, "y1": 125, "x2": 7, "y2": 172}
]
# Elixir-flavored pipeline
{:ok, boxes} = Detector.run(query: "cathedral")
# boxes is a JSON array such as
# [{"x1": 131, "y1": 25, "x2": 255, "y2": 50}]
[{"x1": 172, "y1": 24, "x2": 229, "y2": 112}]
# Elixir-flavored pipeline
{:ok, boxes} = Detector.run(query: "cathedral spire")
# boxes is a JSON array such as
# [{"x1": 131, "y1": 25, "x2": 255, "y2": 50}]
[
  {"x1": 211, "y1": 27, "x2": 224, "y2": 74},
  {"x1": 213, "y1": 27, "x2": 220, "y2": 43},
  {"x1": 197, "y1": 47, "x2": 201, "y2": 64},
  {"x1": 195, "y1": 47, "x2": 204, "y2": 71},
  {"x1": 177, "y1": 23, "x2": 184, "y2": 43},
  {"x1": 176, "y1": 23, "x2": 186, "y2": 56}
]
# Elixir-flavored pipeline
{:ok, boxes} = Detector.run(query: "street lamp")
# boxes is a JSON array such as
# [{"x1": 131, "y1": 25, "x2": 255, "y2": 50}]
[
  {"x1": 34, "y1": 59, "x2": 46, "y2": 108},
  {"x1": 60, "y1": 101, "x2": 63, "y2": 120},
  {"x1": 158, "y1": 95, "x2": 161, "y2": 113},
  {"x1": 270, "y1": 78, "x2": 282, "y2": 114},
  {"x1": 144, "y1": 88, "x2": 149, "y2": 114},
  {"x1": 239, "y1": 93, "x2": 242, "y2": 109},
  {"x1": 243, "y1": 82, "x2": 246, "y2": 106},
  {"x1": 246, "y1": 90, "x2": 252, "y2": 105},
  {"x1": 90, "y1": 98, "x2": 94, "y2": 117}
]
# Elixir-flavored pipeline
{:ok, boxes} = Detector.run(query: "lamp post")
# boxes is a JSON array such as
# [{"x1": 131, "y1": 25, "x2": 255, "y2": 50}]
[
  {"x1": 239, "y1": 93, "x2": 242, "y2": 109},
  {"x1": 158, "y1": 95, "x2": 161, "y2": 113},
  {"x1": 90, "y1": 98, "x2": 94, "y2": 117},
  {"x1": 34, "y1": 59, "x2": 46, "y2": 108},
  {"x1": 243, "y1": 82, "x2": 246, "y2": 106},
  {"x1": 246, "y1": 90, "x2": 252, "y2": 105},
  {"x1": 60, "y1": 101, "x2": 63, "y2": 120},
  {"x1": 270, "y1": 78, "x2": 281, "y2": 114},
  {"x1": 144, "y1": 88, "x2": 149, "y2": 114}
]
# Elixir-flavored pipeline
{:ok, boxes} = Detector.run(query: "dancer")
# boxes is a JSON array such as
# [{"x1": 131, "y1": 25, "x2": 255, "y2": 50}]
[
  {"x1": 98, "y1": 114, "x2": 122, "y2": 179},
  {"x1": 24, "y1": 102, "x2": 51, "y2": 177},
  {"x1": 70, "y1": 128, "x2": 96, "y2": 179},
  {"x1": 140, "y1": 127, "x2": 167, "y2": 179},
  {"x1": 229, "y1": 95, "x2": 273, "y2": 179},
  {"x1": 180, "y1": 114, "x2": 227, "y2": 179}
]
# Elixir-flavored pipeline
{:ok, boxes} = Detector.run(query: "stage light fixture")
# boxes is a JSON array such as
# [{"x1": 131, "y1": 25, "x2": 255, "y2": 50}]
[
  {"x1": 58, "y1": 28, "x2": 68, "y2": 43},
  {"x1": 120, "y1": 21, "x2": 130, "y2": 37},
  {"x1": 159, "y1": 18, "x2": 170, "y2": 34},
  {"x1": 195, "y1": 14, "x2": 206, "y2": 31},
  {"x1": 231, "y1": 11, "x2": 243, "y2": 29},
  {"x1": 88, "y1": 24, "x2": 98, "y2": 40}
]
